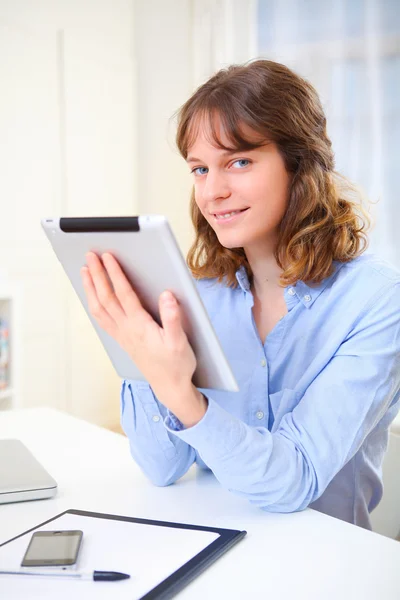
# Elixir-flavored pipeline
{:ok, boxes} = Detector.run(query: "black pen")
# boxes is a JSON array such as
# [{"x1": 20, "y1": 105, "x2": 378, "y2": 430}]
[{"x1": 0, "y1": 569, "x2": 130, "y2": 581}]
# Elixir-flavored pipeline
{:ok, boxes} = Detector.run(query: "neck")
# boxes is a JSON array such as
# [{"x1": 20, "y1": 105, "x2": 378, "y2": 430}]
[{"x1": 244, "y1": 240, "x2": 283, "y2": 297}]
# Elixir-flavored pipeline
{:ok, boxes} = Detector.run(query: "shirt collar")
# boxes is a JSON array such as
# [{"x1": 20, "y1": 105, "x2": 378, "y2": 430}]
[
  {"x1": 235, "y1": 266, "x2": 251, "y2": 292},
  {"x1": 235, "y1": 262, "x2": 345, "y2": 308}
]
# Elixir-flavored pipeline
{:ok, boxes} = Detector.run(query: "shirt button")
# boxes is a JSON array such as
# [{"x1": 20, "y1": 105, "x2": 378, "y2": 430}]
[
  {"x1": 304, "y1": 294, "x2": 311, "y2": 302},
  {"x1": 260, "y1": 359, "x2": 266, "y2": 367},
  {"x1": 152, "y1": 415, "x2": 161, "y2": 423},
  {"x1": 256, "y1": 411, "x2": 264, "y2": 420},
  {"x1": 288, "y1": 288, "x2": 296, "y2": 296}
]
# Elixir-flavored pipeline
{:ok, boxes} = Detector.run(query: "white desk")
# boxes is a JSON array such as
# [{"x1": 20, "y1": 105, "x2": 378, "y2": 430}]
[{"x1": 0, "y1": 407, "x2": 399, "y2": 599}]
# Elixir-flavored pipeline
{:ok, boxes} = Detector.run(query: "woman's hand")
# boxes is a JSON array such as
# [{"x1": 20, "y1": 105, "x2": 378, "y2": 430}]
[{"x1": 81, "y1": 252, "x2": 207, "y2": 425}]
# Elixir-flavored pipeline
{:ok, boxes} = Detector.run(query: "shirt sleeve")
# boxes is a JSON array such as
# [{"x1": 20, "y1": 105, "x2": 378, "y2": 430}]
[
  {"x1": 121, "y1": 380, "x2": 195, "y2": 486},
  {"x1": 165, "y1": 283, "x2": 400, "y2": 512}
]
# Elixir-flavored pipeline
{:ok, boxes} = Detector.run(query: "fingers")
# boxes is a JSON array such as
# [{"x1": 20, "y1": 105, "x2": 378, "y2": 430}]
[
  {"x1": 101, "y1": 253, "x2": 148, "y2": 320},
  {"x1": 81, "y1": 266, "x2": 118, "y2": 337},
  {"x1": 159, "y1": 291, "x2": 186, "y2": 347},
  {"x1": 85, "y1": 252, "x2": 125, "y2": 322}
]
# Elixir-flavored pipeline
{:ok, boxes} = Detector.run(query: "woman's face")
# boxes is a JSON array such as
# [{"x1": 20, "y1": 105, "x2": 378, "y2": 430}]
[{"x1": 186, "y1": 117, "x2": 291, "y2": 253}]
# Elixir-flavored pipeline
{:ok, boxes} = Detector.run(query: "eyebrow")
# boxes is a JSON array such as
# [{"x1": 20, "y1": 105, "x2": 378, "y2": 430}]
[{"x1": 186, "y1": 149, "x2": 242, "y2": 163}]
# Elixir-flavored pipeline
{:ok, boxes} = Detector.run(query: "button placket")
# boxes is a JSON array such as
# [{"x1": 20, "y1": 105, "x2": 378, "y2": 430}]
[{"x1": 251, "y1": 354, "x2": 268, "y2": 425}]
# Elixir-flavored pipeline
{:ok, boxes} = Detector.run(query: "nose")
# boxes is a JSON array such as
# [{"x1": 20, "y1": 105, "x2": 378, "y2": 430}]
[{"x1": 202, "y1": 169, "x2": 231, "y2": 203}]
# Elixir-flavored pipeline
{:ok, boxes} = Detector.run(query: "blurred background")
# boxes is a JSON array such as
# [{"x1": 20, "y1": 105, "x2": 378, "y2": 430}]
[{"x1": 0, "y1": 0, "x2": 399, "y2": 431}]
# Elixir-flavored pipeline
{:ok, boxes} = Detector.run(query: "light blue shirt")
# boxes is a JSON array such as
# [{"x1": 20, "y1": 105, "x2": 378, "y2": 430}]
[{"x1": 121, "y1": 253, "x2": 400, "y2": 529}]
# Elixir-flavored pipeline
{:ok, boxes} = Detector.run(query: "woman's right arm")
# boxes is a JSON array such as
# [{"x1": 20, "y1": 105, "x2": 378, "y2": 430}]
[{"x1": 121, "y1": 379, "x2": 196, "y2": 486}]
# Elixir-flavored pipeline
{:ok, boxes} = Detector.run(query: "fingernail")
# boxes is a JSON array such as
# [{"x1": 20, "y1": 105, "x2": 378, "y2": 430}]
[{"x1": 162, "y1": 291, "x2": 175, "y2": 304}]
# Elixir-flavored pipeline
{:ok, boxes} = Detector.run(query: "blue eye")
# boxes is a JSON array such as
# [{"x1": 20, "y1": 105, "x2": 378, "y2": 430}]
[
  {"x1": 232, "y1": 159, "x2": 250, "y2": 169},
  {"x1": 191, "y1": 166, "x2": 208, "y2": 176}
]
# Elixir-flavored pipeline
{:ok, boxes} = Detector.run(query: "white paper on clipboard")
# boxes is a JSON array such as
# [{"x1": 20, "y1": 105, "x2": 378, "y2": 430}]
[{"x1": 0, "y1": 512, "x2": 220, "y2": 600}]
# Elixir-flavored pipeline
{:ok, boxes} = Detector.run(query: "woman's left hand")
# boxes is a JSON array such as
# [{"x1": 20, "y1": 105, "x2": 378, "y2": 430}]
[{"x1": 81, "y1": 252, "x2": 206, "y2": 423}]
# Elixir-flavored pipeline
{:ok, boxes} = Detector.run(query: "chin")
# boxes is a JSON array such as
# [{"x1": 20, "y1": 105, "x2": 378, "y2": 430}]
[{"x1": 216, "y1": 233, "x2": 248, "y2": 249}]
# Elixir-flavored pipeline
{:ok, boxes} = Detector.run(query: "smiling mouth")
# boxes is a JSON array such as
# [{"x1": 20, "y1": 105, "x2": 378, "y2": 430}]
[{"x1": 213, "y1": 208, "x2": 249, "y2": 220}]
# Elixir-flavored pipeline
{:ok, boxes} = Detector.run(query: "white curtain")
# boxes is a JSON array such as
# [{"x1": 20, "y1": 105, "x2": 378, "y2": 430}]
[{"x1": 193, "y1": 0, "x2": 400, "y2": 267}]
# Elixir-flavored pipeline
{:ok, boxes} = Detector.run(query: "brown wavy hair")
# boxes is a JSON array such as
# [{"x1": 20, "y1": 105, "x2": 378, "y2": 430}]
[{"x1": 175, "y1": 59, "x2": 370, "y2": 288}]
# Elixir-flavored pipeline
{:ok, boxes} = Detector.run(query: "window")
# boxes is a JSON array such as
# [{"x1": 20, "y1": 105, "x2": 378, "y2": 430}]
[{"x1": 257, "y1": 0, "x2": 400, "y2": 264}]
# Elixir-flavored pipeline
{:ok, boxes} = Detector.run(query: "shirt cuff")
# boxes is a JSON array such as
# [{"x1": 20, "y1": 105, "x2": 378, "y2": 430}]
[{"x1": 164, "y1": 396, "x2": 247, "y2": 459}]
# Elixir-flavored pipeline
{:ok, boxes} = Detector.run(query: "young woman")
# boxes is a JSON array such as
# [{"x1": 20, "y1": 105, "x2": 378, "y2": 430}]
[{"x1": 81, "y1": 60, "x2": 400, "y2": 530}]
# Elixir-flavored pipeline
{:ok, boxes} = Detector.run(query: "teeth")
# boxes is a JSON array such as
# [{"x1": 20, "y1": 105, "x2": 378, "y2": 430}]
[{"x1": 215, "y1": 210, "x2": 242, "y2": 219}]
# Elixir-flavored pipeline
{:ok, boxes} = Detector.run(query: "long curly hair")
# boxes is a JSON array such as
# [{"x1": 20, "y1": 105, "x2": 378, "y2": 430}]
[{"x1": 176, "y1": 59, "x2": 370, "y2": 288}]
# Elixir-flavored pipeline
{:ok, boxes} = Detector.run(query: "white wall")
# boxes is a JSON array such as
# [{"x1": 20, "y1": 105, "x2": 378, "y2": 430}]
[
  {"x1": 133, "y1": 0, "x2": 194, "y2": 255},
  {"x1": 0, "y1": 0, "x2": 136, "y2": 428},
  {"x1": 0, "y1": 0, "x2": 198, "y2": 428},
  {"x1": 0, "y1": 19, "x2": 65, "y2": 412}
]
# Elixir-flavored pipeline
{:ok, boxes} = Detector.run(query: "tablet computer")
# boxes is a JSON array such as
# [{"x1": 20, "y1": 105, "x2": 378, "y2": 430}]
[{"x1": 41, "y1": 215, "x2": 239, "y2": 392}]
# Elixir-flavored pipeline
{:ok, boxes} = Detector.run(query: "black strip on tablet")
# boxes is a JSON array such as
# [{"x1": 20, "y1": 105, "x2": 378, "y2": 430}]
[{"x1": 60, "y1": 217, "x2": 140, "y2": 232}]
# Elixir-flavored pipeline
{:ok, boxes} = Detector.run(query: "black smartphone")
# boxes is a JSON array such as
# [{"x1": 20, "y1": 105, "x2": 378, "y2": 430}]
[{"x1": 21, "y1": 530, "x2": 83, "y2": 567}]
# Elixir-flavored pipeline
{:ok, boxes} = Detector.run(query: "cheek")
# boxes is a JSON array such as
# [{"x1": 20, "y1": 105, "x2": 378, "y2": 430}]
[
  {"x1": 252, "y1": 169, "x2": 289, "y2": 207},
  {"x1": 194, "y1": 185, "x2": 207, "y2": 215}
]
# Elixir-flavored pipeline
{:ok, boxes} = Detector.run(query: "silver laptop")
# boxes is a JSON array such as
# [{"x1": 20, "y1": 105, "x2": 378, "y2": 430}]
[{"x1": 0, "y1": 439, "x2": 57, "y2": 504}]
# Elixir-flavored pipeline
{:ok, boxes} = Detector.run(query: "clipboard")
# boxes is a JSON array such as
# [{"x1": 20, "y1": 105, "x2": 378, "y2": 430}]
[{"x1": 0, "y1": 508, "x2": 247, "y2": 599}]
